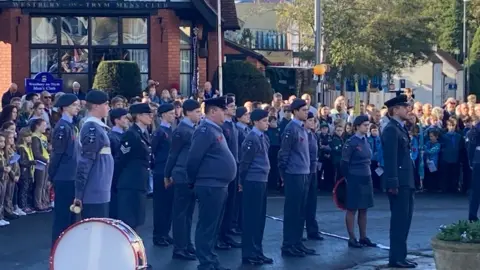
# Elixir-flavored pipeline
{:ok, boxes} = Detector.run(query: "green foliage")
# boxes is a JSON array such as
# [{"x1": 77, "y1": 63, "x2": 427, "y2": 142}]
[
  {"x1": 436, "y1": 220, "x2": 480, "y2": 243},
  {"x1": 93, "y1": 60, "x2": 142, "y2": 99},
  {"x1": 469, "y1": 60, "x2": 480, "y2": 98},
  {"x1": 469, "y1": 27, "x2": 480, "y2": 65},
  {"x1": 239, "y1": 28, "x2": 254, "y2": 48},
  {"x1": 212, "y1": 61, "x2": 273, "y2": 105}
]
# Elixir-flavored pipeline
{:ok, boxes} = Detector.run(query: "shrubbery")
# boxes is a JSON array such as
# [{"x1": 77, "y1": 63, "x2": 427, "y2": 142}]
[{"x1": 93, "y1": 60, "x2": 142, "y2": 99}]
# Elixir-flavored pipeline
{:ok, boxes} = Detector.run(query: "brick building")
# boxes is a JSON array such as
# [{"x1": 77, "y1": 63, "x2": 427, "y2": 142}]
[{"x1": 0, "y1": 0, "x2": 241, "y2": 96}]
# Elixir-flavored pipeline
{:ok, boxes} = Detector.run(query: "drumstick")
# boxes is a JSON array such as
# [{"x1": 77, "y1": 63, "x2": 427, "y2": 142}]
[{"x1": 69, "y1": 204, "x2": 82, "y2": 214}]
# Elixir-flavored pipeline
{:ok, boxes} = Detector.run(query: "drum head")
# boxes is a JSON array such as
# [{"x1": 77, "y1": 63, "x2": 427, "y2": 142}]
[
  {"x1": 333, "y1": 178, "x2": 347, "y2": 211},
  {"x1": 52, "y1": 220, "x2": 137, "y2": 270}
]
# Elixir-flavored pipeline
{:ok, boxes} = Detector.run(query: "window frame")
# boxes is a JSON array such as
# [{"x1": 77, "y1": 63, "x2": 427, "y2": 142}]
[{"x1": 179, "y1": 21, "x2": 193, "y2": 96}]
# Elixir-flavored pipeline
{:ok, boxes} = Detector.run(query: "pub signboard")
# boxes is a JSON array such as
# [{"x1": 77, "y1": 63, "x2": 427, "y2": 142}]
[
  {"x1": 0, "y1": 0, "x2": 190, "y2": 9},
  {"x1": 25, "y1": 72, "x2": 63, "y2": 94}
]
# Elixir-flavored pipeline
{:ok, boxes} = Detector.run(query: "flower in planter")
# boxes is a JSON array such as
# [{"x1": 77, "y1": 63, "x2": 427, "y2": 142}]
[{"x1": 437, "y1": 220, "x2": 480, "y2": 243}]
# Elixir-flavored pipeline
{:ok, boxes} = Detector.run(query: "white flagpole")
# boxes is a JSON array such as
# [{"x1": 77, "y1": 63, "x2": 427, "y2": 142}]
[{"x1": 217, "y1": 0, "x2": 223, "y2": 96}]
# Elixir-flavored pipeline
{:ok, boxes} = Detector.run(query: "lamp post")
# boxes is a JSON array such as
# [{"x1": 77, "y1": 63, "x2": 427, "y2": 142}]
[
  {"x1": 217, "y1": 0, "x2": 223, "y2": 96},
  {"x1": 463, "y1": 0, "x2": 470, "y2": 100}
]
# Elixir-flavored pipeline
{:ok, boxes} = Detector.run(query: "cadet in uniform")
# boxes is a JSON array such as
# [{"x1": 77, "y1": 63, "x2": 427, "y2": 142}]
[
  {"x1": 381, "y1": 95, "x2": 417, "y2": 269},
  {"x1": 116, "y1": 103, "x2": 154, "y2": 233},
  {"x1": 165, "y1": 99, "x2": 201, "y2": 260},
  {"x1": 218, "y1": 95, "x2": 241, "y2": 249},
  {"x1": 239, "y1": 109, "x2": 273, "y2": 266},
  {"x1": 277, "y1": 98, "x2": 314, "y2": 257},
  {"x1": 305, "y1": 112, "x2": 324, "y2": 240},
  {"x1": 107, "y1": 108, "x2": 128, "y2": 219},
  {"x1": 467, "y1": 121, "x2": 480, "y2": 221},
  {"x1": 74, "y1": 91, "x2": 113, "y2": 219},
  {"x1": 186, "y1": 96, "x2": 237, "y2": 270},
  {"x1": 152, "y1": 103, "x2": 175, "y2": 246},
  {"x1": 49, "y1": 94, "x2": 80, "y2": 246}
]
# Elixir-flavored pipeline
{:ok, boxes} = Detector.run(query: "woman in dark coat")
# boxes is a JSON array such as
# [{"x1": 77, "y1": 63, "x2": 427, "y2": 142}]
[{"x1": 340, "y1": 115, "x2": 376, "y2": 248}]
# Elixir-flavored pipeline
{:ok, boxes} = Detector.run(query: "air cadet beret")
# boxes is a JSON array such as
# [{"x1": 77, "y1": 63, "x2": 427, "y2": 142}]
[
  {"x1": 384, "y1": 95, "x2": 409, "y2": 108},
  {"x1": 182, "y1": 99, "x2": 200, "y2": 112},
  {"x1": 204, "y1": 96, "x2": 227, "y2": 110},
  {"x1": 250, "y1": 108, "x2": 268, "y2": 122},
  {"x1": 158, "y1": 103, "x2": 175, "y2": 115},
  {"x1": 129, "y1": 103, "x2": 152, "y2": 114},
  {"x1": 85, "y1": 90, "x2": 109, "y2": 105},
  {"x1": 353, "y1": 115, "x2": 370, "y2": 127},
  {"x1": 307, "y1": 112, "x2": 314, "y2": 119},
  {"x1": 236, "y1": 106, "x2": 248, "y2": 118},
  {"x1": 109, "y1": 108, "x2": 128, "y2": 122},
  {"x1": 290, "y1": 98, "x2": 307, "y2": 111},
  {"x1": 54, "y1": 93, "x2": 78, "y2": 108}
]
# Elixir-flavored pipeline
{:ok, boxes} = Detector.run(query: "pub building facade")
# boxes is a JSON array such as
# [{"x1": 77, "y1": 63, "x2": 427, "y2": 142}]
[{"x1": 0, "y1": 0, "x2": 240, "y2": 96}]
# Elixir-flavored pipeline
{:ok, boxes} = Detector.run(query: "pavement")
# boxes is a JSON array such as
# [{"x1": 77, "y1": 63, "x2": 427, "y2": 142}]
[{"x1": 0, "y1": 192, "x2": 468, "y2": 270}]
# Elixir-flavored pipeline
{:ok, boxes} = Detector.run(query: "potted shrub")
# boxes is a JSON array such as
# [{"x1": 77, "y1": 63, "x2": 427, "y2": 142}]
[{"x1": 432, "y1": 220, "x2": 480, "y2": 270}]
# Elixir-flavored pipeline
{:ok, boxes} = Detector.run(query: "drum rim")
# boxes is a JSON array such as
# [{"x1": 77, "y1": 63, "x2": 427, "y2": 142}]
[
  {"x1": 49, "y1": 218, "x2": 139, "y2": 270},
  {"x1": 332, "y1": 177, "x2": 347, "y2": 211}
]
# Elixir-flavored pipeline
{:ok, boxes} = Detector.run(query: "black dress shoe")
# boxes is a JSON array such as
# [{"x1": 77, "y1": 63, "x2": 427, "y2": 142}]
[
  {"x1": 308, "y1": 233, "x2": 325, "y2": 241},
  {"x1": 224, "y1": 238, "x2": 241, "y2": 248},
  {"x1": 257, "y1": 254, "x2": 274, "y2": 264},
  {"x1": 153, "y1": 238, "x2": 169, "y2": 247},
  {"x1": 405, "y1": 259, "x2": 418, "y2": 266},
  {"x1": 348, "y1": 238, "x2": 363, "y2": 248},
  {"x1": 359, "y1": 237, "x2": 377, "y2": 247},
  {"x1": 229, "y1": 228, "x2": 242, "y2": 236},
  {"x1": 242, "y1": 257, "x2": 263, "y2": 265},
  {"x1": 4, "y1": 213, "x2": 19, "y2": 220},
  {"x1": 215, "y1": 240, "x2": 232, "y2": 250},
  {"x1": 165, "y1": 236, "x2": 174, "y2": 244},
  {"x1": 296, "y1": 244, "x2": 316, "y2": 255},
  {"x1": 388, "y1": 261, "x2": 417, "y2": 268},
  {"x1": 172, "y1": 251, "x2": 196, "y2": 261},
  {"x1": 146, "y1": 264, "x2": 152, "y2": 269},
  {"x1": 281, "y1": 247, "x2": 306, "y2": 257}
]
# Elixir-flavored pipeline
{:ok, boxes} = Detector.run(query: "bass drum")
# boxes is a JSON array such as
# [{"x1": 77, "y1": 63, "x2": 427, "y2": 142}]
[{"x1": 50, "y1": 218, "x2": 148, "y2": 270}]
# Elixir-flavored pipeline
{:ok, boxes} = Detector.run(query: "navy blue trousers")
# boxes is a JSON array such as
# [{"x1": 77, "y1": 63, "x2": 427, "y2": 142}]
[
  {"x1": 241, "y1": 181, "x2": 267, "y2": 258},
  {"x1": 469, "y1": 164, "x2": 480, "y2": 220},
  {"x1": 282, "y1": 174, "x2": 309, "y2": 249},
  {"x1": 172, "y1": 183, "x2": 196, "y2": 253},
  {"x1": 305, "y1": 172, "x2": 319, "y2": 235},
  {"x1": 51, "y1": 181, "x2": 76, "y2": 247},
  {"x1": 219, "y1": 179, "x2": 237, "y2": 240},
  {"x1": 153, "y1": 173, "x2": 174, "y2": 241}
]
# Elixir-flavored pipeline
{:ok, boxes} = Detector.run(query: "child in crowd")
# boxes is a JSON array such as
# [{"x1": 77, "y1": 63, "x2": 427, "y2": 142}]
[
  {"x1": 278, "y1": 105, "x2": 292, "y2": 135},
  {"x1": 2, "y1": 121, "x2": 17, "y2": 135},
  {"x1": 266, "y1": 116, "x2": 281, "y2": 190},
  {"x1": 30, "y1": 119, "x2": 50, "y2": 212},
  {"x1": 318, "y1": 123, "x2": 334, "y2": 191},
  {"x1": 330, "y1": 125, "x2": 344, "y2": 182},
  {"x1": 0, "y1": 133, "x2": 10, "y2": 226},
  {"x1": 343, "y1": 123, "x2": 353, "y2": 141},
  {"x1": 367, "y1": 124, "x2": 383, "y2": 190},
  {"x1": 424, "y1": 129, "x2": 441, "y2": 191},
  {"x1": 17, "y1": 128, "x2": 35, "y2": 215},
  {"x1": 3, "y1": 130, "x2": 21, "y2": 218},
  {"x1": 440, "y1": 118, "x2": 463, "y2": 193},
  {"x1": 410, "y1": 124, "x2": 424, "y2": 190}
]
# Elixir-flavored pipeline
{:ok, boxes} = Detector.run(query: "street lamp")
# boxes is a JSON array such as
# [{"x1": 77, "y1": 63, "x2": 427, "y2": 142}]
[{"x1": 463, "y1": 0, "x2": 470, "y2": 100}]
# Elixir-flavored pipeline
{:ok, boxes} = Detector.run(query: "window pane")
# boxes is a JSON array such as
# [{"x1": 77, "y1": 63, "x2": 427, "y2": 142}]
[
  {"x1": 61, "y1": 73, "x2": 89, "y2": 93},
  {"x1": 180, "y1": 50, "x2": 191, "y2": 73},
  {"x1": 59, "y1": 49, "x2": 89, "y2": 73},
  {"x1": 141, "y1": 74, "x2": 149, "y2": 90},
  {"x1": 31, "y1": 73, "x2": 59, "y2": 79},
  {"x1": 61, "y1": 17, "x2": 88, "y2": 46},
  {"x1": 180, "y1": 74, "x2": 191, "y2": 96},
  {"x1": 31, "y1": 17, "x2": 58, "y2": 44},
  {"x1": 92, "y1": 48, "x2": 121, "y2": 72},
  {"x1": 122, "y1": 18, "x2": 148, "y2": 44},
  {"x1": 91, "y1": 17, "x2": 119, "y2": 46},
  {"x1": 122, "y1": 49, "x2": 149, "y2": 73},
  {"x1": 30, "y1": 49, "x2": 58, "y2": 73},
  {"x1": 180, "y1": 26, "x2": 191, "y2": 46}
]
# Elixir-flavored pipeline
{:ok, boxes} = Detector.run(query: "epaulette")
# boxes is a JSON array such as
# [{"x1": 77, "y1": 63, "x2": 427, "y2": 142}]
[{"x1": 199, "y1": 126, "x2": 208, "y2": 133}]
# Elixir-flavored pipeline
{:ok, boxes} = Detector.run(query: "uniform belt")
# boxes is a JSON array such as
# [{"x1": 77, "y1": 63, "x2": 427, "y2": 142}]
[{"x1": 99, "y1": 147, "x2": 111, "y2": 155}]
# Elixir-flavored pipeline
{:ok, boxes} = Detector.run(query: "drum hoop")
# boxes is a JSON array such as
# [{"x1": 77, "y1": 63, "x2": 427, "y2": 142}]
[
  {"x1": 332, "y1": 177, "x2": 347, "y2": 211},
  {"x1": 49, "y1": 218, "x2": 139, "y2": 270}
]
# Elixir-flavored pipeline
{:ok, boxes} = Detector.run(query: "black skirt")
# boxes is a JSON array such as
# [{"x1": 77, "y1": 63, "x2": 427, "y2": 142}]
[
  {"x1": 345, "y1": 175, "x2": 374, "y2": 210},
  {"x1": 116, "y1": 189, "x2": 147, "y2": 229}
]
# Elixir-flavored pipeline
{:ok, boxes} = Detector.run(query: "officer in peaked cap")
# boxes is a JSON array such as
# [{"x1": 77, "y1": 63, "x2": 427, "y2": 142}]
[
  {"x1": 381, "y1": 95, "x2": 417, "y2": 268},
  {"x1": 49, "y1": 93, "x2": 81, "y2": 247}
]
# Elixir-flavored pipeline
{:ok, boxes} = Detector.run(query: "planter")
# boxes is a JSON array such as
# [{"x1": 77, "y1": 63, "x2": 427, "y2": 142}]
[{"x1": 431, "y1": 237, "x2": 480, "y2": 270}]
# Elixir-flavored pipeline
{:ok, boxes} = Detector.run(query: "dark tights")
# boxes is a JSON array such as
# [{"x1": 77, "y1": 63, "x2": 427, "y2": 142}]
[{"x1": 345, "y1": 209, "x2": 367, "y2": 240}]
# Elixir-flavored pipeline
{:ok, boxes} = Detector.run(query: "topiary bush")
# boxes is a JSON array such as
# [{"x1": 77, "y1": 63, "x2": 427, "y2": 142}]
[
  {"x1": 213, "y1": 61, "x2": 273, "y2": 105},
  {"x1": 93, "y1": 60, "x2": 141, "y2": 99}
]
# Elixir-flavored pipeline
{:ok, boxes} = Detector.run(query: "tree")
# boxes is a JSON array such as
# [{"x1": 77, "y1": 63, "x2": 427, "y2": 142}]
[
  {"x1": 93, "y1": 60, "x2": 142, "y2": 99},
  {"x1": 469, "y1": 27, "x2": 480, "y2": 65}
]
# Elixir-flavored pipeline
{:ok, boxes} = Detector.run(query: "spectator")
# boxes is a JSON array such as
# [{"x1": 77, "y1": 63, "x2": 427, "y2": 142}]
[{"x1": 1, "y1": 83, "x2": 22, "y2": 108}]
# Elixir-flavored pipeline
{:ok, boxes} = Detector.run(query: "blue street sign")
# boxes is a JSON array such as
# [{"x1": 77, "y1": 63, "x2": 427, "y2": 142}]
[{"x1": 25, "y1": 72, "x2": 63, "y2": 94}]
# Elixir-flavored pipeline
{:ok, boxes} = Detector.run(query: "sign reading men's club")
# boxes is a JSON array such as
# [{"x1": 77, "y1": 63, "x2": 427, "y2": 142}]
[
  {"x1": 1, "y1": 0, "x2": 187, "y2": 9},
  {"x1": 25, "y1": 72, "x2": 63, "y2": 94}
]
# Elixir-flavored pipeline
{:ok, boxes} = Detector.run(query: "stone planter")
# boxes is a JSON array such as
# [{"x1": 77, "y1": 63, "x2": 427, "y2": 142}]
[{"x1": 431, "y1": 237, "x2": 480, "y2": 270}]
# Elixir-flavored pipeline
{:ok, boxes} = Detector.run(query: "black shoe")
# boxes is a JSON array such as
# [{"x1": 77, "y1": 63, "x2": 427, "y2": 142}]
[
  {"x1": 224, "y1": 238, "x2": 241, "y2": 248},
  {"x1": 348, "y1": 238, "x2": 363, "y2": 248},
  {"x1": 359, "y1": 237, "x2": 377, "y2": 247},
  {"x1": 469, "y1": 217, "x2": 479, "y2": 222},
  {"x1": 228, "y1": 228, "x2": 242, "y2": 236},
  {"x1": 4, "y1": 213, "x2": 19, "y2": 220},
  {"x1": 308, "y1": 233, "x2": 325, "y2": 241},
  {"x1": 242, "y1": 257, "x2": 263, "y2": 265},
  {"x1": 388, "y1": 261, "x2": 417, "y2": 268},
  {"x1": 215, "y1": 266, "x2": 231, "y2": 270},
  {"x1": 153, "y1": 238, "x2": 169, "y2": 247},
  {"x1": 296, "y1": 244, "x2": 316, "y2": 255},
  {"x1": 405, "y1": 259, "x2": 418, "y2": 266},
  {"x1": 281, "y1": 247, "x2": 306, "y2": 257},
  {"x1": 172, "y1": 251, "x2": 196, "y2": 261},
  {"x1": 257, "y1": 254, "x2": 274, "y2": 264},
  {"x1": 215, "y1": 240, "x2": 232, "y2": 250},
  {"x1": 301, "y1": 236, "x2": 307, "y2": 241},
  {"x1": 165, "y1": 236, "x2": 174, "y2": 244},
  {"x1": 187, "y1": 247, "x2": 196, "y2": 255},
  {"x1": 146, "y1": 264, "x2": 152, "y2": 269}
]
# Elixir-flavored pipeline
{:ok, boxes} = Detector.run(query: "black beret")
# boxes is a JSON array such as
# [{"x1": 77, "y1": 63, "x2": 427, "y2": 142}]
[
  {"x1": 205, "y1": 96, "x2": 227, "y2": 110},
  {"x1": 109, "y1": 108, "x2": 128, "y2": 122},
  {"x1": 353, "y1": 115, "x2": 370, "y2": 127},
  {"x1": 290, "y1": 98, "x2": 307, "y2": 111},
  {"x1": 307, "y1": 112, "x2": 314, "y2": 119},
  {"x1": 236, "y1": 107, "x2": 248, "y2": 118},
  {"x1": 250, "y1": 108, "x2": 268, "y2": 122},
  {"x1": 54, "y1": 93, "x2": 78, "y2": 108},
  {"x1": 226, "y1": 96, "x2": 235, "y2": 105},
  {"x1": 283, "y1": 105, "x2": 292, "y2": 112},
  {"x1": 158, "y1": 103, "x2": 174, "y2": 115},
  {"x1": 25, "y1": 92, "x2": 38, "y2": 101},
  {"x1": 182, "y1": 99, "x2": 200, "y2": 112},
  {"x1": 384, "y1": 95, "x2": 409, "y2": 108},
  {"x1": 85, "y1": 90, "x2": 109, "y2": 105},
  {"x1": 129, "y1": 103, "x2": 152, "y2": 114}
]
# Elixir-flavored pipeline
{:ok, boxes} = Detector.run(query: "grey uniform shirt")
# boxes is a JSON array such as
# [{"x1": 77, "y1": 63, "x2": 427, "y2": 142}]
[
  {"x1": 49, "y1": 114, "x2": 79, "y2": 182},
  {"x1": 164, "y1": 118, "x2": 195, "y2": 183},
  {"x1": 278, "y1": 118, "x2": 310, "y2": 175},
  {"x1": 239, "y1": 127, "x2": 270, "y2": 184}
]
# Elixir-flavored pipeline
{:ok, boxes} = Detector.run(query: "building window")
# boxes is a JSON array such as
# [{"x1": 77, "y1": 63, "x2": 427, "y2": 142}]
[
  {"x1": 30, "y1": 16, "x2": 149, "y2": 91},
  {"x1": 180, "y1": 22, "x2": 192, "y2": 96}
]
